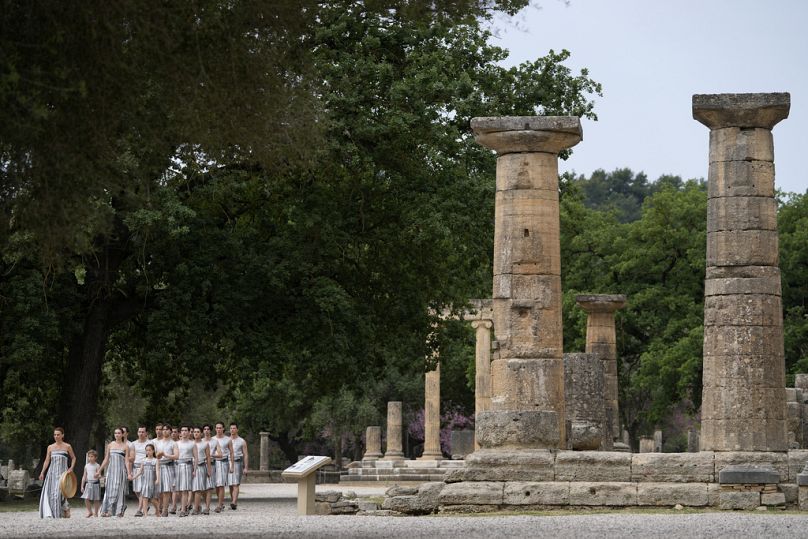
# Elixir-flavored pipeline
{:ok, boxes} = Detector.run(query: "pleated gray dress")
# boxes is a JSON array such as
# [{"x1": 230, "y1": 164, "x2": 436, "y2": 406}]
[
  {"x1": 100, "y1": 448, "x2": 127, "y2": 516},
  {"x1": 81, "y1": 462, "x2": 101, "y2": 501},
  {"x1": 138, "y1": 458, "x2": 158, "y2": 499},
  {"x1": 193, "y1": 440, "x2": 210, "y2": 492},
  {"x1": 39, "y1": 449, "x2": 69, "y2": 518},
  {"x1": 175, "y1": 440, "x2": 195, "y2": 491}
]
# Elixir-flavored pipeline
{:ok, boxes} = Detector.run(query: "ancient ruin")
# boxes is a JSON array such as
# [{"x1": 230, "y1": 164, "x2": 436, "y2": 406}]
[{"x1": 380, "y1": 93, "x2": 808, "y2": 513}]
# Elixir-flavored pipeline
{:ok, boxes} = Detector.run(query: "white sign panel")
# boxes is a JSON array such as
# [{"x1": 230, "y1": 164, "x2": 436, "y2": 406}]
[{"x1": 282, "y1": 455, "x2": 331, "y2": 479}]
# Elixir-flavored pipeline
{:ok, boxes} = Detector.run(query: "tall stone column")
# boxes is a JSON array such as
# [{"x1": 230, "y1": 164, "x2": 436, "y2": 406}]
[
  {"x1": 259, "y1": 432, "x2": 270, "y2": 471},
  {"x1": 471, "y1": 116, "x2": 582, "y2": 449},
  {"x1": 382, "y1": 401, "x2": 405, "y2": 460},
  {"x1": 694, "y1": 92, "x2": 790, "y2": 452},
  {"x1": 419, "y1": 363, "x2": 443, "y2": 460},
  {"x1": 576, "y1": 294, "x2": 626, "y2": 441},
  {"x1": 363, "y1": 426, "x2": 382, "y2": 463}
]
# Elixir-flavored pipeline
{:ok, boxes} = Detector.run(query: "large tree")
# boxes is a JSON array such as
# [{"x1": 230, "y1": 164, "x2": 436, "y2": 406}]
[{"x1": 1, "y1": 1, "x2": 602, "y2": 470}]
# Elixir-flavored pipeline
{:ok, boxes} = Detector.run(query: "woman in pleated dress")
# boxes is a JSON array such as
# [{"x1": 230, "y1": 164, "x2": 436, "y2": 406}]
[
  {"x1": 192, "y1": 426, "x2": 212, "y2": 515},
  {"x1": 175, "y1": 426, "x2": 196, "y2": 517},
  {"x1": 38, "y1": 427, "x2": 77, "y2": 518},
  {"x1": 98, "y1": 427, "x2": 132, "y2": 517}
]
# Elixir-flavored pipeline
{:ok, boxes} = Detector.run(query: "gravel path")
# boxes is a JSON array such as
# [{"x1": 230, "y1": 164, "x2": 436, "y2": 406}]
[{"x1": 4, "y1": 484, "x2": 808, "y2": 538}]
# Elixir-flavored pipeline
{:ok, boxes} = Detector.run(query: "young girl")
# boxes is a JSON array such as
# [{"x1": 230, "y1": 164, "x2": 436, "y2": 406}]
[
  {"x1": 80, "y1": 450, "x2": 101, "y2": 517},
  {"x1": 131, "y1": 443, "x2": 161, "y2": 517}
]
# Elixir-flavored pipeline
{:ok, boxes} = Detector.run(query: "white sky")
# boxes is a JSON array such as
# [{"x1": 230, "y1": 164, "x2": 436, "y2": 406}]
[{"x1": 494, "y1": 0, "x2": 807, "y2": 194}]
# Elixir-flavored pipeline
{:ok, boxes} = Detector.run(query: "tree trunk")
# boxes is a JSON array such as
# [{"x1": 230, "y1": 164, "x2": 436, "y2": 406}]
[{"x1": 56, "y1": 298, "x2": 113, "y2": 483}]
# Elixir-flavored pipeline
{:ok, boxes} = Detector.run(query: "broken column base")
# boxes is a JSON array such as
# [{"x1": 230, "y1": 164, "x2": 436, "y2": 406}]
[{"x1": 380, "y1": 450, "x2": 808, "y2": 513}]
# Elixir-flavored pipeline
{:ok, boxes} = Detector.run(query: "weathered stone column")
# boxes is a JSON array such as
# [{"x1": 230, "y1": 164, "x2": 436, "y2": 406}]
[
  {"x1": 363, "y1": 426, "x2": 382, "y2": 463},
  {"x1": 694, "y1": 92, "x2": 790, "y2": 452},
  {"x1": 471, "y1": 319, "x2": 494, "y2": 420},
  {"x1": 564, "y1": 352, "x2": 608, "y2": 450},
  {"x1": 471, "y1": 116, "x2": 582, "y2": 449},
  {"x1": 419, "y1": 363, "x2": 443, "y2": 460},
  {"x1": 576, "y1": 294, "x2": 626, "y2": 441},
  {"x1": 259, "y1": 431, "x2": 270, "y2": 471},
  {"x1": 382, "y1": 401, "x2": 405, "y2": 460}
]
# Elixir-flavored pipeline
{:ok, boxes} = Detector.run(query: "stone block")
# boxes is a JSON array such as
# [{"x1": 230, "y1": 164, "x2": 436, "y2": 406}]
[
  {"x1": 788, "y1": 450, "x2": 808, "y2": 482},
  {"x1": 701, "y1": 418, "x2": 788, "y2": 452},
  {"x1": 315, "y1": 491, "x2": 342, "y2": 503},
  {"x1": 503, "y1": 481, "x2": 570, "y2": 505},
  {"x1": 707, "y1": 196, "x2": 777, "y2": 233},
  {"x1": 7, "y1": 470, "x2": 29, "y2": 495},
  {"x1": 705, "y1": 277, "x2": 781, "y2": 297},
  {"x1": 797, "y1": 473, "x2": 808, "y2": 486},
  {"x1": 708, "y1": 127, "x2": 774, "y2": 163},
  {"x1": 639, "y1": 436, "x2": 655, "y2": 453},
  {"x1": 718, "y1": 465, "x2": 780, "y2": 484},
  {"x1": 476, "y1": 409, "x2": 561, "y2": 449},
  {"x1": 702, "y1": 357, "x2": 785, "y2": 394},
  {"x1": 450, "y1": 429, "x2": 475, "y2": 460},
  {"x1": 704, "y1": 294, "x2": 782, "y2": 327},
  {"x1": 708, "y1": 483, "x2": 721, "y2": 507},
  {"x1": 707, "y1": 160, "x2": 775, "y2": 200},
  {"x1": 568, "y1": 482, "x2": 637, "y2": 506},
  {"x1": 796, "y1": 374, "x2": 808, "y2": 392},
  {"x1": 415, "y1": 482, "x2": 445, "y2": 511},
  {"x1": 473, "y1": 116, "x2": 583, "y2": 156},
  {"x1": 438, "y1": 481, "x2": 504, "y2": 506},
  {"x1": 314, "y1": 501, "x2": 332, "y2": 515},
  {"x1": 703, "y1": 324, "x2": 784, "y2": 359},
  {"x1": 385, "y1": 486, "x2": 418, "y2": 497},
  {"x1": 382, "y1": 496, "x2": 420, "y2": 513},
  {"x1": 714, "y1": 452, "x2": 788, "y2": 482},
  {"x1": 779, "y1": 483, "x2": 798, "y2": 505},
  {"x1": 800, "y1": 486, "x2": 808, "y2": 510},
  {"x1": 455, "y1": 449, "x2": 555, "y2": 482},
  {"x1": 555, "y1": 451, "x2": 631, "y2": 482},
  {"x1": 786, "y1": 388, "x2": 799, "y2": 402},
  {"x1": 564, "y1": 353, "x2": 607, "y2": 450},
  {"x1": 706, "y1": 229, "x2": 778, "y2": 267},
  {"x1": 631, "y1": 452, "x2": 715, "y2": 482},
  {"x1": 636, "y1": 482, "x2": 709, "y2": 507},
  {"x1": 761, "y1": 492, "x2": 786, "y2": 506},
  {"x1": 719, "y1": 490, "x2": 761, "y2": 510},
  {"x1": 692, "y1": 93, "x2": 790, "y2": 131},
  {"x1": 491, "y1": 303, "x2": 564, "y2": 358},
  {"x1": 700, "y1": 383, "x2": 786, "y2": 420}
]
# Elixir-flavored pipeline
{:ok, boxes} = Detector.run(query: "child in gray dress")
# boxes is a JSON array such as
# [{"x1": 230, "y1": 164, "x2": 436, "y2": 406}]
[{"x1": 80, "y1": 450, "x2": 101, "y2": 517}]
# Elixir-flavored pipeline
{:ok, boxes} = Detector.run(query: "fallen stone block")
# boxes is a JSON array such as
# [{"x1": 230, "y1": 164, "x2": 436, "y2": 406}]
[
  {"x1": 555, "y1": 452, "x2": 631, "y2": 482},
  {"x1": 636, "y1": 482, "x2": 709, "y2": 507},
  {"x1": 502, "y1": 481, "x2": 570, "y2": 506},
  {"x1": 568, "y1": 482, "x2": 637, "y2": 506},
  {"x1": 779, "y1": 483, "x2": 797, "y2": 505},
  {"x1": 787, "y1": 450, "x2": 808, "y2": 482},
  {"x1": 315, "y1": 491, "x2": 341, "y2": 503},
  {"x1": 718, "y1": 465, "x2": 779, "y2": 484}
]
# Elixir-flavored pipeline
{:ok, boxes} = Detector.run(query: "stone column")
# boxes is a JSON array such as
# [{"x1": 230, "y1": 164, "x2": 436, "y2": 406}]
[
  {"x1": 471, "y1": 319, "x2": 494, "y2": 447},
  {"x1": 694, "y1": 92, "x2": 790, "y2": 452},
  {"x1": 259, "y1": 432, "x2": 270, "y2": 471},
  {"x1": 382, "y1": 401, "x2": 405, "y2": 460},
  {"x1": 639, "y1": 436, "x2": 655, "y2": 453},
  {"x1": 363, "y1": 426, "x2": 382, "y2": 462},
  {"x1": 471, "y1": 116, "x2": 582, "y2": 449},
  {"x1": 419, "y1": 363, "x2": 443, "y2": 460},
  {"x1": 575, "y1": 294, "x2": 626, "y2": 441}
]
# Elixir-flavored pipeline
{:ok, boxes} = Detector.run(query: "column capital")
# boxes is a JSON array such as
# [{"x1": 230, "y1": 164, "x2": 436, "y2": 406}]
[
  {"x1": 471, "y1": 116, "x2": 582, "y2": 155},
  {"x1": 693, "y1": 93, "x2": 790, "y2": 130},
  {"x1": 470, "y1": 319, "x2": 493, "y2": 330},
  {"x1": 575, "y1": 294, "x2": 627, "y2": 314}
]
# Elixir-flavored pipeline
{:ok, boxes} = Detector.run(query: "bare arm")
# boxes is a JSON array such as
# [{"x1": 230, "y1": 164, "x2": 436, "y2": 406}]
[
  {"x1": 205, "y1": 445, "x2": 211, "y2": 474},
  {"x1": 155, "y1": 460, "x2": 161, "y2": 485},
  {"x1": 67, "y1": 443, "x2": 77, "y2": 473},
  {"x1": 228, "y1": 440, "x2": 235, "y2": 473},
  {"x1": 38, "y1": 445, "x2": 52, "y2": 481},
  {"x1": 97, "y1": 443, "x2": 111, "y2": 476},
  {"x1": 192, "y1": 444, "x2": 198, "y2": 475},
  {"x1": 125, "y1": 445, "x2": 133, "y2": 479}
]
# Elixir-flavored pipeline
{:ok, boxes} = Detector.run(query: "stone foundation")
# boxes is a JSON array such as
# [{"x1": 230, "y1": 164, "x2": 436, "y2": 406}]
[
  {"x1": 343, "y1": 459, "x2": 464, "y2": 483},
  {"x1": 380, "y1": 450, "x2": 808, "y2": 512}
]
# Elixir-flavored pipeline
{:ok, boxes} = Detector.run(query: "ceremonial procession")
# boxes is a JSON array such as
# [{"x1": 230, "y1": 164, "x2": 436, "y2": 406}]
[{"x1": 37, "y1": 423, "x2": 249, "y2": 519}]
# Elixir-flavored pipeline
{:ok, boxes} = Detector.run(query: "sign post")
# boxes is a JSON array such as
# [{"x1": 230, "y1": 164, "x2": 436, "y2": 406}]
[{"x1": 281, "y1": 456, "x2": 332, "y2": 515}]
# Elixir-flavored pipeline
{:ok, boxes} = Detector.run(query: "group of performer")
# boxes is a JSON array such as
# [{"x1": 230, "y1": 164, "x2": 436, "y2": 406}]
[{"x1": 38, "y1": 422, "x2": 250, "y2": 519}]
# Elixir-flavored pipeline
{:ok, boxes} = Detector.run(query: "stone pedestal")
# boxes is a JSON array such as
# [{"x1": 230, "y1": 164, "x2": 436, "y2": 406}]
[
  {"x1": 654, "y1": 430, "x2": 663, "y2": 453},
  {"x1": 419, "y1": 364, "x2": 443, "y2": 460},
  {"x1": 576, "y1": 294, "x2": 626, "y2": 442},
  {"x1": 471, "y1": 116, "x2": 582, "y2": 450},
  {"x1": 564, "y1": 353, "x2": 608, "y2": 450},
  {"x1": 694, "y1": 92, "x2": 790, "y2": 452},
  {"x1": 639, "y1": 436, "x2": 655, "y2": 453},
  {"x1": 472, "y1": 319, "x2": 493, "y2": 450},
  {"x1": 259, "y1": 432, "x2": 270, "y2": 472},
  {"x1": 382, "y1": 402, "x2": 405, "y2": 461},
  {"x1": 363, "y1": 426, "x2": 382, "y2": 462},
  {"x1": 688, "y1": 429, "x2": 700, "y2": 453}
]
